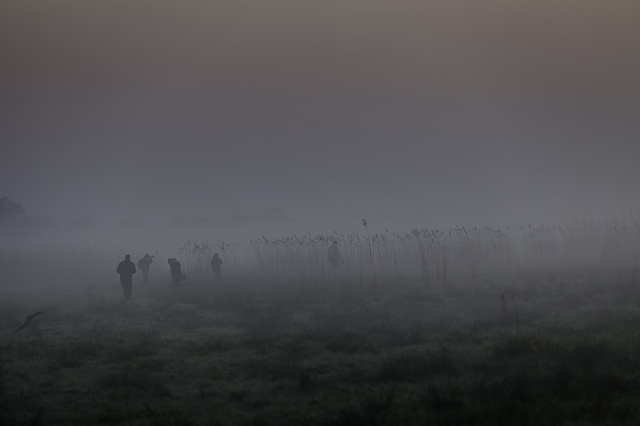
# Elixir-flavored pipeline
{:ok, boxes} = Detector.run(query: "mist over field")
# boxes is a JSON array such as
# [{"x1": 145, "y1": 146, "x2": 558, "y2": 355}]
[{"x1": 2, "y1": 2, "x2": 640, "y2": 425}]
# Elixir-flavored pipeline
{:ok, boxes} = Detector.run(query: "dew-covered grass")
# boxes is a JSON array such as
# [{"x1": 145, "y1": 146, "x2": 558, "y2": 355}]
[{"x1": 2, "y1": 267, "x2": 640, "y2": 425}]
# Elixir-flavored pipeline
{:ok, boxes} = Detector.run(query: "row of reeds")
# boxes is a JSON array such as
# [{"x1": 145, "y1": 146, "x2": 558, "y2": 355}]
[
  {"x1": 3, "y1": 214, "x2": 639, "y2": 288},
  {"x1": 226, "y1": 215, "x2": 640, "y2": 286},
  {"x1": 246, "y1": 226, "x2": 516, "y2": 287}
]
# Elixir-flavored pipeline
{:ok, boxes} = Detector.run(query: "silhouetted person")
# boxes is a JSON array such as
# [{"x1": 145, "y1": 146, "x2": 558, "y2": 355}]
[
  {"x1": 328, "y1": 241, "x2": 343, "y2": 270},
  {"x1": 116, "y1": 254, "x2": 137, "y2": 301},
  {"x1": 168, "y1": 257, "x2": 185, "y2": 287},
  {"x1": 137, "y1": 253, "x2": 154, "y2": 285},
  {"x1": 210, "y1": 253, "x2": 223, "y2": 282}
]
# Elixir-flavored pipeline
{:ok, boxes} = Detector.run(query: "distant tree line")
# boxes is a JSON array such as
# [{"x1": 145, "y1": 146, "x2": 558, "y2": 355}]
[{"x1": 0, "y1": 196, "x2": 58, "y2": 238}]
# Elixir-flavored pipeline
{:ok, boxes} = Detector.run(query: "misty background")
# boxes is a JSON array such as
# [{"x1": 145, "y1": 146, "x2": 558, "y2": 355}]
[{"x1": 1, "y1": 1, "x2": 639, "y2": 248}]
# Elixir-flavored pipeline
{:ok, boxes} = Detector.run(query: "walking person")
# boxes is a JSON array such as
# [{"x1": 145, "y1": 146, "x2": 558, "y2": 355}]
[
  {"x1": 137, "y1": 253, "x2": 154, "y2": 285},
  {"x1": 327, "y1": 240, "x2": 343, "y2": 271},
  {"x1": 168, "y1": 257, "x2": 186, "y2": 288},
  {"x1": 116, "y1": 254, "x2": 137, "y2": 302},
  {"x1": 210, "y1": 253, "x2": 223, "y2": 282}
]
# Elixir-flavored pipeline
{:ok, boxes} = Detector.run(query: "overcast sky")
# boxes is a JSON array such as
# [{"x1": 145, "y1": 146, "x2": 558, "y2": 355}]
[{"x1": 1, "y1": 1, "x2": 639, "y2": 233}]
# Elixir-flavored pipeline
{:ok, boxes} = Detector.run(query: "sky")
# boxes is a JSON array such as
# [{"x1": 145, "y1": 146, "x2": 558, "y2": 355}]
[{"x1": 1, "y1": 1, "x2": 640, "y2": 236}]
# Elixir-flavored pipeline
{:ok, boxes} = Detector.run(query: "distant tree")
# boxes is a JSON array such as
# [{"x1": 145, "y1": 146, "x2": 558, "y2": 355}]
[
  {"x1": 0, "y1": 197, "x2": 57, "y2": 236},
  {"x1": 0, "y1": 196, "x2": 26, "y2": 224}
]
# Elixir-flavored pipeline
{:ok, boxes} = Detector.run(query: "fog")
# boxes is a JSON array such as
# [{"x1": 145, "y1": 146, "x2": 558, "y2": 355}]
[
  {"x1": 2, "y1": 1, "x2": 640, "y2": 245},
  {"x1": 4, "y1": 5, "x2": 640, "y2": 422}
]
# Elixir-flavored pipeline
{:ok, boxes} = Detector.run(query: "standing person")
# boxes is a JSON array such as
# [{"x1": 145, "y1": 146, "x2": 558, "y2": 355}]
[
  {"x1": 168, "y1": 258, "x2": 185, "y2": 288},
  {"x1": 327, "y1": 240, "x2": 343, "y2": 270},
  {"x1": 116, "y1": 254, "x2": 137, "y2": 302},
  {"x1": 210, "y1": 253, "x2": 223, "y2": 282},
  {"x1": 137, "y1": 253, "x2": 154, "y2": 285}
]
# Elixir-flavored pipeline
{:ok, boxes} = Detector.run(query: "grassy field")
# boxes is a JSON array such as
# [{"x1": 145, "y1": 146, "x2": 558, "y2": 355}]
[{"x1": 2, "y1": 268, "x2": 640, "y2": 425}]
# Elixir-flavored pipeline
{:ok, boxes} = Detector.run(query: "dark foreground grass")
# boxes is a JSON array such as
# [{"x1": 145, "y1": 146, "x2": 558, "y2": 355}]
[{"x1": 2, "y1": 270, "x2": 640, "y2": 425}]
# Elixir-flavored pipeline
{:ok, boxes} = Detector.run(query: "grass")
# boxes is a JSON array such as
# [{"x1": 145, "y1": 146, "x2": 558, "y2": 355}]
[{"x1": 2, "y1": 267, "x2": 640, "y2": 425}]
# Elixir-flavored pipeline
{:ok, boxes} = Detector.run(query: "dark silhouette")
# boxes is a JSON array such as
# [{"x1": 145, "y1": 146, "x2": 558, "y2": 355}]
[
  {"x1": 116, "y1": 254, "x2": 137, "y2": 301},
  {"x1": 14, "y1": 311, "x2": 45, "y2": 333},
  {"x1": 168, "y1": 258, "x2": 186, "y2": 287},
  {"x1": 137, "y1": 253, "x2": 154, "y2": 285},
  {"x1": 328, "y1": 240, "x2": 343, "y2": 270},
  {"x1": 210, "y1": 253, "x2": 223, "y2": 282}
]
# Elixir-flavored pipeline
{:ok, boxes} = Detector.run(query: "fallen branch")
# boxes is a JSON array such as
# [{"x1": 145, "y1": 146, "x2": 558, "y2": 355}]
[{"x1": 14, "y1": 311, "x2": 45, "y2": 333}]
